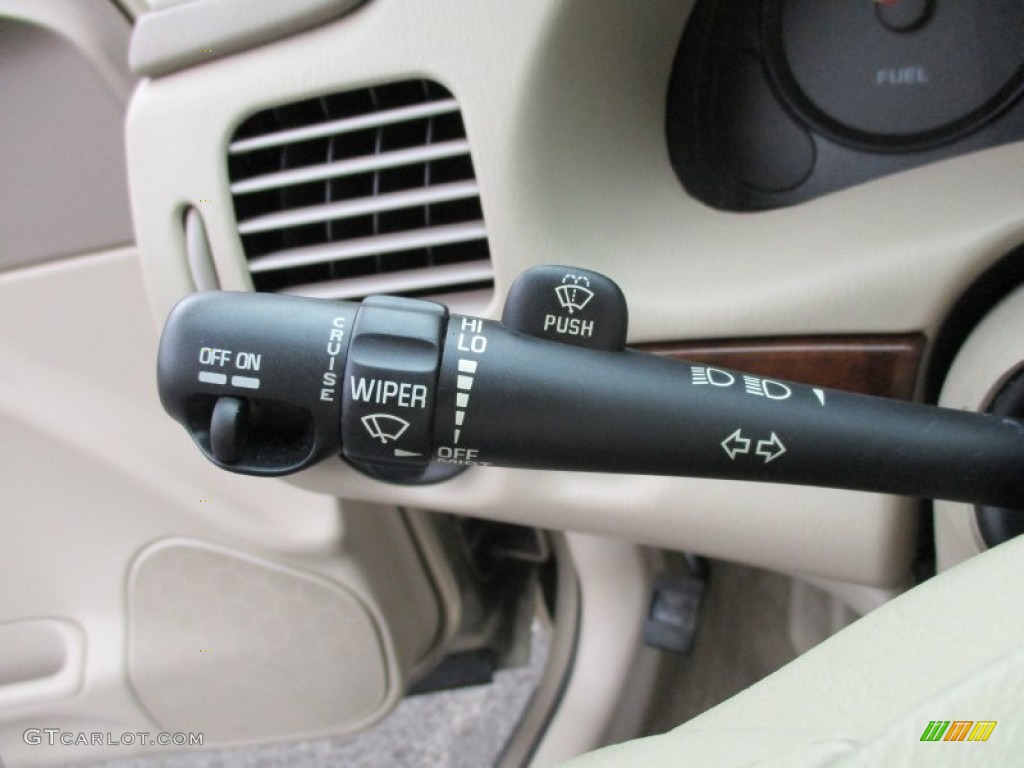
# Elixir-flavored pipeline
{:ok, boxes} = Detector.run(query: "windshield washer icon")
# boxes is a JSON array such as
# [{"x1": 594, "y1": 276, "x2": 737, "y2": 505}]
[
  {"x1": 555, "y1": 274, "x2": 594, "y2": 315},
  {"x1": 361, "y1": 413, "x2": 411, "y2": 444}
]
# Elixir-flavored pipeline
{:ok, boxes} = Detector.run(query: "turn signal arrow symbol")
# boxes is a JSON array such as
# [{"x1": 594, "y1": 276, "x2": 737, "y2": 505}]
[
  {"x1": 756, "y1": 432, "x2": 786, "y2": 464},
  {"x1": 721, "y1": 429, "x2": 751, "y2": 460}
]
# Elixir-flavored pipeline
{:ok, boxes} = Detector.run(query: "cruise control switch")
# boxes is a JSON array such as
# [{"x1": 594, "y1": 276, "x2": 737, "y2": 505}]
[{"x1": 157, "y1": 266, "x2": 1024, "y2": 509}]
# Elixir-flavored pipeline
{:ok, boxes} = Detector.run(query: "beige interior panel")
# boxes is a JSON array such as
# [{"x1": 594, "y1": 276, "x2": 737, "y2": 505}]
[
  {"x1": 530, "y1": 535, "x2": 656, "y2": 766},
  {"x1": 0, "y1": 0, "x2": 134, "y2": 98},
  {"x1": 0, "y1": 250, "x2": 442, "y2": 765},
  {"x1": 562, "y1": 535, "x2": 1024, "y2": 767},
  {"x1": 0, "y1": 4, "x2": 134, "y2": 270},
  {"x1": 120, "y1": 0, "x2": 993, "y2": 587},
  {"x1": 934, "y1": 283, "x2": 1024, "y2": 571},
  {"x1": 128, "y1": 539, "x2": 389, "y2": 742},
  {"x1": 0, "y1": 620, "x2": 85, "y2": 709},
  {"x1": 129, "y1": 0, "x2": 367, "y2": 77},
  {"x1": 293, "y1": 466, "x2": 917, "y2": 588},
  {"x1": 0, "y1": 3, "x2": 452, "y2": 764}
]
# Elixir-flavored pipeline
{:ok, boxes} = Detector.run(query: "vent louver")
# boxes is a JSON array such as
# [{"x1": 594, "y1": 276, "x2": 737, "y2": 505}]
[{"x1": 227, "y1": 80, "x2": 493, "y2": 306}]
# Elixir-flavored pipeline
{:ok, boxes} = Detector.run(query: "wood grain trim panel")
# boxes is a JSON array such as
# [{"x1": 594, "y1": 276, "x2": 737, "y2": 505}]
[{"x1": 642, "y1": 335, "x2": 926, "y2": 400}]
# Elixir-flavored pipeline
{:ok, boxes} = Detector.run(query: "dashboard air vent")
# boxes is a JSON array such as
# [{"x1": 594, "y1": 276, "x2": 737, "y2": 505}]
[{"x1": 227, "y1": 80, "x2": 492, "y2": 306}]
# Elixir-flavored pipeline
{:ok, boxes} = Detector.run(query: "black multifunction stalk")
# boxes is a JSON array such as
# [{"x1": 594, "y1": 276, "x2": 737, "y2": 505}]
[{"x1": 157, "y1": 266, "x2": 1024, "y2": 509}]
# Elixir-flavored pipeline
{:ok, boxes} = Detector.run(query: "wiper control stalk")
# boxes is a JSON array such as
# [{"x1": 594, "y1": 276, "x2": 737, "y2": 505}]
[{"x1": 157, "y1": 266, "x2": 1024, "y2": 508}]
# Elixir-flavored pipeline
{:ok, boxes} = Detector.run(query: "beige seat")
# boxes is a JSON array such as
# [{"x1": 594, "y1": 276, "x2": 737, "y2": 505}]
[{"x1": 562, "y1": 536, "x2": 1024, "y2": 767}]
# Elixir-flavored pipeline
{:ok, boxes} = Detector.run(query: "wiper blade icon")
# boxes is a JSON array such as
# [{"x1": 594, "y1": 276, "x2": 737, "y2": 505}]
[
  {"x1": 555, "y1": 274, "x2": 594, "y2": 314},
  {"x1": 361, "y1": 413, "x2": 411, "y2": 444}
]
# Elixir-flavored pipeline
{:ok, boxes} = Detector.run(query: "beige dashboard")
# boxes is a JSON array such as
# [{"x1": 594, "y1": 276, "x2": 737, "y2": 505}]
[{"x1": 128, "y1": 0, "x2": 1024, "y2": 587}]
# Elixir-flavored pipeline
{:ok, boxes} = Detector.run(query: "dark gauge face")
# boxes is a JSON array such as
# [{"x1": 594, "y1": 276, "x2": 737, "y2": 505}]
[{"x1": 769, "y1": 0, "x2": 1024, "y2": 150}]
